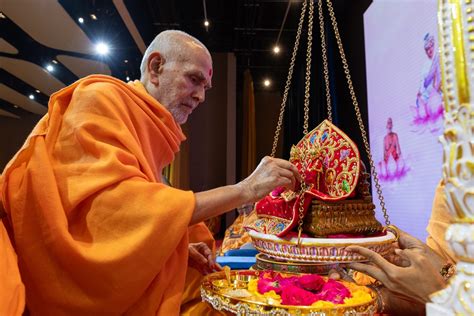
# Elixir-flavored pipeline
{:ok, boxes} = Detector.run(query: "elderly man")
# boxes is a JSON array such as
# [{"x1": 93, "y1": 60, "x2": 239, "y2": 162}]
[{"x1": 0, "y1": 30, "x2": 299, "y2": 315}]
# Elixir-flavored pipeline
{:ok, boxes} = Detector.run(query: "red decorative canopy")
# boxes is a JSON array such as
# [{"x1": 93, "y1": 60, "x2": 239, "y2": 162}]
[{"x1": 248, "y1": 120, "x2": 360, "y2": 236}]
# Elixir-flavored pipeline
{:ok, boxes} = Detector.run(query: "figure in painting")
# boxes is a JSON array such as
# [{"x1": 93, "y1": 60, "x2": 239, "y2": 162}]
[
  {"x1": 379, "y1": 117, "x2": 408, "y2": 181},
  {"x1": 412, "y1": 32, "x2": 444, "y2": 131}
]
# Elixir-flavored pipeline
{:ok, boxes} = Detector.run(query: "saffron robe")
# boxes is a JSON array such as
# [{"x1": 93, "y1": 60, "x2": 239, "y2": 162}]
[
  {"x1": 1, "y1": 75, "x2": 195, "y2": 315},
  {"x1": 426, "y1": 181, "x2": 457, "y2": 263},
  {"x1": 0, "y1": 217, "x2": 25, "y2": 316}
]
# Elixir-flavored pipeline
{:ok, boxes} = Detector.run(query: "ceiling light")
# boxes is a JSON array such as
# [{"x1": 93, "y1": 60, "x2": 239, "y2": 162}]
[
  {"x1": 46, "y1": 64, "x2": 54, "y2": 72},
  {"x1": 13, "y1": 105, "x2": 18, "y2": 108},
  {"x1": 52, "y1": 59, "x2": 58, "y2": 64},
  {"x1": 78, "y1": 17, "x2": 84, "y2": 24},
  {"x1": 204, "y1": 20, "x2": 210, "y2": 27},
  {"x1": 263, "y1": 79, "x2": 271, "y2": 87},
  {"x1": 29, "y1": 94, "x2": 35, "y2": 100},
  {"x1": 126, "y1": 76, "x2": 130, "y2": 81},
  {"x1": 0, "y1": 12, "x2": 6, "y2": 19},
  {"x1": 35, "y1": 90, "x2": 40, "y2": 93},
  {"x1": 124, "y1": 59, "x2": 128, "y2": 63},
  {"x1": 90, "y1": 14, "x2": 97, "y2": 20},
  {"x1": 95, "y1": 42, "x2": 110, "y2": 55},
  {"x1": 273, "y1": 45, "x2": 281, "y2": 54}
]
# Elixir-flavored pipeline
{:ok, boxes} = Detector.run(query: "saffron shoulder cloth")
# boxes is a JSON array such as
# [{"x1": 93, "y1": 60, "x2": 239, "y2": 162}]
[{"x1": 247, "y1": 120, "x2": 360, "y2": 237}]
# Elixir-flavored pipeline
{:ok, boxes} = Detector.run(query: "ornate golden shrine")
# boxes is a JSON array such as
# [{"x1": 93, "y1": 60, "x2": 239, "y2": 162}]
[
  {"x1": 247, "y1": 0, "x2": 397, "y2": 264},
  {"x1": 202, "y1": 0, "x2": 396, "y2": 314}
]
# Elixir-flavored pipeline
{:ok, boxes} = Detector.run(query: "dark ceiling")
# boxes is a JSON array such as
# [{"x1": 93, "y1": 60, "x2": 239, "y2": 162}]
[{"x1": 1, "y1": 0, "x2": 307, "y2": 120}]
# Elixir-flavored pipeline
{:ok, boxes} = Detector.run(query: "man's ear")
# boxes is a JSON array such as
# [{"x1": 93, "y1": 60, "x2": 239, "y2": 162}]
[{"x1": 147, "y1": 52, "x2": 165, "y2": 86}]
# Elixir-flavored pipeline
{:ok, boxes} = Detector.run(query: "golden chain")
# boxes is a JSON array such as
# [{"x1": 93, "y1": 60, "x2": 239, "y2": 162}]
[
  {"x1": 318, "y1": 0, "x2": 332, "y2": 122},
  {"x1": 267, "y1": 0, "x2": 313, "y2": 245},
  {"x1": 296, "y1": 183, "x2": 308, "y2": 247},
  {"x1": 325, "y1": 0, "x2": 390, "y2": 226},
  {"x1": 302, "y1": 0, "x2": 314, "y2": 135},
  {"x1": 296, "y1": 0, "x2": 315, "y2": 246},
  {"x1": 270, "y1": 0, "x2": 308, "y2": 157}
]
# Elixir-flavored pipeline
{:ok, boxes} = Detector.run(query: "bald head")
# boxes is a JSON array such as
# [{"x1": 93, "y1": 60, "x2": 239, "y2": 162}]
[
  {"x1": 139, "y1": 30, "x2": 213, "y2": 125},
  {"x1": 140, "y1": 30, "x2": 210, "y2": 80}
]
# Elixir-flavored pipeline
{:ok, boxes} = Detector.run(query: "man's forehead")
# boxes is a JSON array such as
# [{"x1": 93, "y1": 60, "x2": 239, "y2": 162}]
[
  {"x1": 190, "y1": 50, "x2": 212, "y2": 73},
  {"x1": 198, "y1": 55, "x2": 213, "y2": 81},
  {"x1": 203, "y1": 69, "x2": 213, "y2": 89}
]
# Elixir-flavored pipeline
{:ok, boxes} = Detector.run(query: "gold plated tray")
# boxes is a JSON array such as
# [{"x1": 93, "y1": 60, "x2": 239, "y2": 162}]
[
  {"x1": 254, "y1": 253, "x2": 348, "y2": 275},
  {"x1": 249, "y1": 230, "x2": 396, "y2": 263},
  {"x1": 201, "y1": 270, "x2": 377, "y2": 315}
]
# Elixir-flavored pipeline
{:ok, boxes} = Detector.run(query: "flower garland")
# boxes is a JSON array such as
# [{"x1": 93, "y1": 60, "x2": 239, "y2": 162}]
[{"x1": 247, "y1": 271, "x2": 372, "y2": 307}]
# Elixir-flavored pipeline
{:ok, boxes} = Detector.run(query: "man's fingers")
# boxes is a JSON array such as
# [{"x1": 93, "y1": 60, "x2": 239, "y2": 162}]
[
  {"x1": 272, "y1": 158, "x2": 302, "y2": 182},
  {"x1": 189, "y1": 246, "x2": 208, "y2": 265},
  {"x1": 385, "y1": 252, "x2": 410, "y2": 267},
  {"x1": 327, "y1": 269, "x2": 341, "y2": 280},
  {"x1": 327, "y1": 267, "x2": 354, "y2": 282},
  {"x1": 195, "y1": 242, "x2": 212, "y2": 256},
  {"x1": 394, "y1": 248, "x2": 409, "y2": 260},
  {"x1": 346, "y1": 245, "x2": 391, "y2": 270},
  {"x1": 397, "y1": 230, "x2": 423, "y2": 249},
  {"x1": 348, "y1": 262, "x2": 388, "y2": 285},
  {"x1": 277, "y1": 168, "x2": 297, "y2": 190},
  {"x1": 288, "y1": 163, "x2": 302, "y2": 183},
  {"x1": 196, "y1": 242, "x2": 210, "y2": 251},
  {"x1": 277, "y1": 168, "x2": 294, "y2": 181},
  {"x1": 395, "y1": 248, "x2": 422, "y2": 264},
  {"x1": 207, "y1": 253, "x2": 217, "y2": 269},
  {"x1": 212, "y1": 262, "x2": 223, "y2": 272},
  {"x1": 192, "y1": 242, "x2": 219, "y2": 271}
]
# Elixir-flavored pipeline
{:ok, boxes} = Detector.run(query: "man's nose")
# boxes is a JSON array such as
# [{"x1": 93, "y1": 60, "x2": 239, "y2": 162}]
[{"x1": 192, "y1": 87, "x2": 205, "y2": 104}]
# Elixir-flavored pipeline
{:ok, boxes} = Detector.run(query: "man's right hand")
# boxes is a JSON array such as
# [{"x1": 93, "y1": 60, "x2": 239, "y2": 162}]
[
  {"x1": 238, "y1": 156, "x2": 302, "y2": 203},
  {"x1": 191, "y1": 157, "x2": 301, "y2": 225}
]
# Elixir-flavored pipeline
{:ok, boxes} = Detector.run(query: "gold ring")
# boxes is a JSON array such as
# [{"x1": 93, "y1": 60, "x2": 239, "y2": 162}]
[{"x1": 385, "y1": 225, "x2": 400, "y2": 241}]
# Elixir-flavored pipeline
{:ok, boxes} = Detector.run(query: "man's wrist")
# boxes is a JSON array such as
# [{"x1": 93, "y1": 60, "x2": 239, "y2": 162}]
[
  {"x1": 368, "y1": 284, "x2": 386, "y2": 313},
  {"x1": 236, "y1": 180, "x2": 255, "y2": 204}
]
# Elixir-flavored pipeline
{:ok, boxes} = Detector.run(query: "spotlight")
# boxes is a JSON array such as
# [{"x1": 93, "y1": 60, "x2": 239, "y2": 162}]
[
  {"x1": 90, "y1": 14, "x2": 97, "y2": 20},
  {"x1": 273, "y1": 46, "x2": 281, "y2": 54},
  {"x1": 35, "y1": 89, "x2": 40, "y2": 93},
  {"x1": 78, "y1": 17, "x2": 84, "y2": 24},
  {"x1": 52, "y1": 60, "x2": 58, "y2": 64},
  {"x1": 46, "y1": 64, "x2": 54, "y2": 72},
  {"x1": 29, "y1": 94, "x2": 35, "y2": 100},
  {"x1": 95, "y1": 42, "x2": 110, "y2": 55},
  {"x1": 204, "y1": 20, "x2": 210, "y2": 27},
  {"x1": 126, "y1": 76, "x2": 130, "y2": 81},
  {"x1": 124, "y1": 59, "x2": 128, "y2": 63},
  {"x1": 263, "y1": 79, "x2": 271, "y2": 87}
]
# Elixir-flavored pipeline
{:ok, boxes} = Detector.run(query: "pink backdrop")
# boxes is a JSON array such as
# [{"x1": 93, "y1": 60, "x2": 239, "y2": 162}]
[{"x1": 364, "y1": 0, "x2": 443, "y2": 241}]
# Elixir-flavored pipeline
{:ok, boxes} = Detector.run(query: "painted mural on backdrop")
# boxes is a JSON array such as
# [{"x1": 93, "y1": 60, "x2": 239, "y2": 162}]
[
  {"x1": 364, "y1": 0, "x2": 442, "y2": 241},
  {"x1": 412, "y1": 32, "x2": 444, "y2": 133}
]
